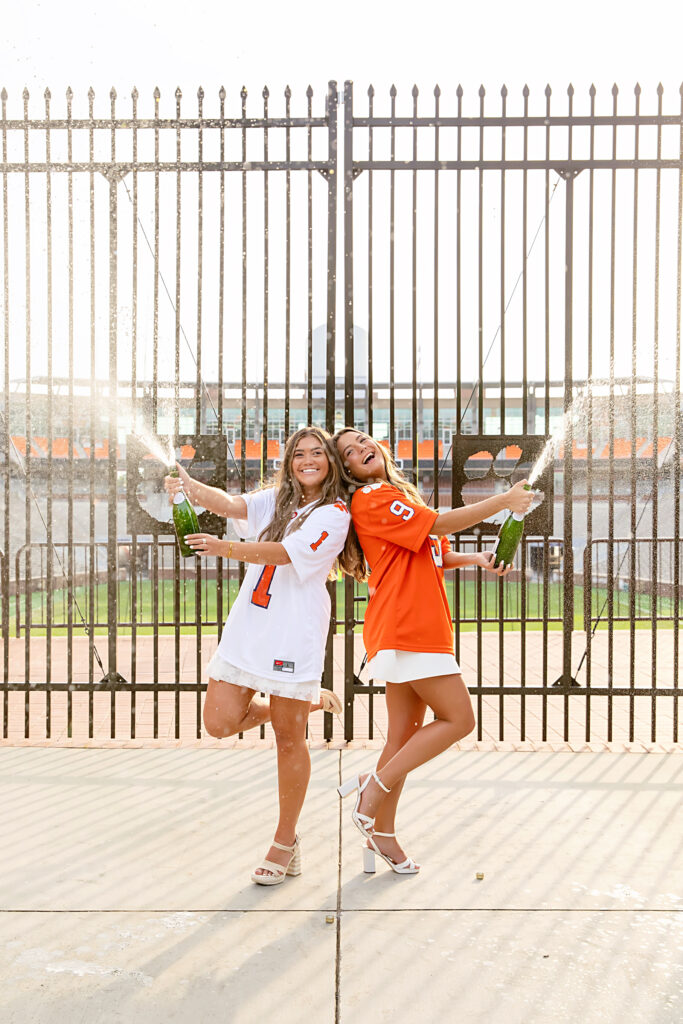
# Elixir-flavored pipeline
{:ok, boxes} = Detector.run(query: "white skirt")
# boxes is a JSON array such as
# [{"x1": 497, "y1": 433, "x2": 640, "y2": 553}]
[
  {"x1": 366, "y1": 649, "x2": 461, "y2": 685},
  {"x1": 206, "y1": 650, "x2": 320, "y2": 703}
]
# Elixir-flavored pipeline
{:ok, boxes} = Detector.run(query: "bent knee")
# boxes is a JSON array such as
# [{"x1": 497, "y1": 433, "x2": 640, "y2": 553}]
[
  {"x1": 460, "y1": 708, "x2": 476, "y2": 738},
  {"x1": 203, "y1": 705, "x2": 238, "y2": 738},
  {"x1": 437, "y1": 706, "x2": 475, "y2": 741}
]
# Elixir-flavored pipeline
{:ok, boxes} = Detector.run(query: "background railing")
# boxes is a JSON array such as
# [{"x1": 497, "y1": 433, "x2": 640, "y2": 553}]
[{"x1": 0, "y1": 80, "x2": 681, "y2": 743}]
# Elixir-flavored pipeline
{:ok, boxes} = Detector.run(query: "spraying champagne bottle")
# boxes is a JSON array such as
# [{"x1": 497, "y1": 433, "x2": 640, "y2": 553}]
[
  {"x1": 169, "y1": 469, "x2": 200, "y2": 557},
  {"x1": 492, "y1": 484, "x2": 532, "y2": 569}
]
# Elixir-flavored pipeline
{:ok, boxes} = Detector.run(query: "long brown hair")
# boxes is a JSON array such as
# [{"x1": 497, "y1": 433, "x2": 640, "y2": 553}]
[
  {"x1": 257, "y1": 426, "x2": 366, "y2": 581},
  {"x1": 332, "y1": 427, "x2": 428, "y2": 509}
]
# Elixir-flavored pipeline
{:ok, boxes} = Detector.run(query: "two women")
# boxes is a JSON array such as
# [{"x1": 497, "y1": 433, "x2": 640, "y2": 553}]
[
  {"x1": 165, "y1": 427, "x2": 362, "y2": 885},
  {"x1": 334, "y1": 428, "x2": 533, "y2": 874},
  {"x1": 170, "y1": 423, "x2": 531, "y2": 884}
]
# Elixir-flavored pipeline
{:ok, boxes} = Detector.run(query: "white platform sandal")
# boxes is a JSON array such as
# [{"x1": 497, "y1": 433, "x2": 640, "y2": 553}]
[
  {"x1": 251, "y1": 836, "x2": 301, "y2": 886},
  {"x1": 337, "y1": 771, "x2": 391, "y2": 840},
  {"x1": 363, "y1": 833, "x2": 420, "y2": 875},
  {"x1": 320, "y1": 690, "x2": 342, "y2": 715}
]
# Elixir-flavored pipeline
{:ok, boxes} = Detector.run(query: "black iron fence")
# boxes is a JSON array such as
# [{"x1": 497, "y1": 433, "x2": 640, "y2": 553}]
[{"x1": 0, "y1": 81, "x2": 681, "y2": 743}]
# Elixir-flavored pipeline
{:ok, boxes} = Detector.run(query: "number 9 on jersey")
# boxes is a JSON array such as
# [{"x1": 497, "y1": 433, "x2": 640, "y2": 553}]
[{"x1": 389, "y1": 499, "x2": 415, "y2": 522}]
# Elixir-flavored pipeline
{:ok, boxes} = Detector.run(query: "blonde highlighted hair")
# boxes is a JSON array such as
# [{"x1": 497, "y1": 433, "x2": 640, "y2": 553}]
[{"x1": 332, "y1": 427, "x2": 428, "y2": 509}]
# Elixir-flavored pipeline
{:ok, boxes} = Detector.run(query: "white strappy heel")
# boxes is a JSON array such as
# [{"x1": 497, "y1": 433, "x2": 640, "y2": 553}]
[
  {"x1": 337, "y1": 771, "x2": 391, "y2": 840},
  {"x1": 363, "y1": 832, "x2": 420, "y2": 875},
  {"x1": 251, "y1": 835, "x2": 302, "y2": 886}
]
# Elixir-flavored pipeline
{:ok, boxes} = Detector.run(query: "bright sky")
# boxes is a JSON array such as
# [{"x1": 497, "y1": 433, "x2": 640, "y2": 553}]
[
  {"x1": 3, "y1": 0, "x2": 682, "y2": 101},
  {"x1": 1, "y1": 0, "x2": 682, "y2": 398}
]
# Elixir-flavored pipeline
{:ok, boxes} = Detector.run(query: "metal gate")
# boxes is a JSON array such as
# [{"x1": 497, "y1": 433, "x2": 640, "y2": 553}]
[
  {"x1": 0, "y1": 80, "x2": 681, "y2": 744},
  {"x1": 340, "y1": 81, "x2": 682, "y2": 745}
]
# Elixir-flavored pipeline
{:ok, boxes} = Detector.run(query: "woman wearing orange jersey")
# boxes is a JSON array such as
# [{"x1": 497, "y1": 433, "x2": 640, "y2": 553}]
[{"x1": 334, "y1": 428, "x2": 534, "y2": 874}]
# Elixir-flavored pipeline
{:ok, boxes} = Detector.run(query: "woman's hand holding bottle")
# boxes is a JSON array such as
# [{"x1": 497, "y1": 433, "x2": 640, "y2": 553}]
[
  {"x1": 505, "y1": 479, "x2": 534, "y2": 516},
  {"x1": 164, "y1": 462, "x2": 196, "y2": 504},
  {"x1": 474, "y1": 551, "x2": 514, "y2": 576}
]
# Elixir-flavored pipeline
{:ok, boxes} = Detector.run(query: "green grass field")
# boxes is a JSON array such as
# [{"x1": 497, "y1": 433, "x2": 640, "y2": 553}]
[{"x1": 7, "y1": 577, "x2": 682, "y2": 636}]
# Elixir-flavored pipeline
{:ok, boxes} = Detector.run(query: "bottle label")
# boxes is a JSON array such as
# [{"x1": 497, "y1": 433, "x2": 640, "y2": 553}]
[
  {"x1": 511, "y1": 512, "x2": 524, "y2": 522},
  {"x1": 173, "y1": 491, "x2": 186, "y2": 505}
]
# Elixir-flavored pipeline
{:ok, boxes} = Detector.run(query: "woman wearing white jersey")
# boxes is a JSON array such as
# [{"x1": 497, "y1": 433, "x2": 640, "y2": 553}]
[{"x1": 165, "y1": 427, "x2": 359, "y2": 885}]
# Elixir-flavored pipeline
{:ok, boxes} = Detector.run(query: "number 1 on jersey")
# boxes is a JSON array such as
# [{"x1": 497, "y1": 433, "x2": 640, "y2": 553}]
[{"x1": 251, "y1": 564, "x2": 276, "y2": 609}]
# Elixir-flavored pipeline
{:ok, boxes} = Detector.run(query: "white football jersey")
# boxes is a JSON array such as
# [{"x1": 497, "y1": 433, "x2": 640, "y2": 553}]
[{"x1": 215, "y1": 488, "x2": 350, "y2": 683}]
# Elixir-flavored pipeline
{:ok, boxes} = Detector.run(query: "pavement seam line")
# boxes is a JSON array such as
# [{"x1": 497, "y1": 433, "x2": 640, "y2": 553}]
[
  {"x1": 1, "y1": 908, "x2": 681, "y2": 914},
  {"x1": 335, "y1": 747, "x2": 342, "y2": 1024}
]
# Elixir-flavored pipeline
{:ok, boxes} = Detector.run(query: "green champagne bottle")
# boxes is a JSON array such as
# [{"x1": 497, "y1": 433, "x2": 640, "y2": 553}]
[
  {"x1": 492, "y1": 484, "x2": 532, "y2": 569},
  {"x1": 169, "y1": 469, "x2": 200, "y2": 557}
]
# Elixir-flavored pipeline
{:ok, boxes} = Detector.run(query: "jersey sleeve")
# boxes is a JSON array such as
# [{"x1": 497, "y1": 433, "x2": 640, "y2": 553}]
[
  {"x1": 233, "y1": 487, "x2": 278, "y2": 539},
  {"x1": 281, "y1": 501, "x2": 351, "y2": 584},
  {"x1": 351, "y1": 483, "x2": 438, "y2": 553},
  {"x1": 440, "y1": 535, "x2": 452, "y2": 557}
]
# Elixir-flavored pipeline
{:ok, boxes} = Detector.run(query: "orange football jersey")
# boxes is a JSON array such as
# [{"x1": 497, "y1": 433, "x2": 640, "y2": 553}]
[{"x1": 350, "y1": 481, "x2": 455, "y2": 660}]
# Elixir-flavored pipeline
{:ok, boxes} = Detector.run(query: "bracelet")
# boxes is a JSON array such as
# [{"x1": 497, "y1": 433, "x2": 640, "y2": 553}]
[{"x1": 227, "y1": 541, "x2": 233, "y2": 560}]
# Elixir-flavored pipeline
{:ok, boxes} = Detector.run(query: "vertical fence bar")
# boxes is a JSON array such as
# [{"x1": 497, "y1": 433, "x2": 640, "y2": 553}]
[
  {"x1": 240, "y1": 86, "x2": 247, "y2": 513},
  {"x1": 585, "y1": 84, "x2": 596, "y2": 738},
  {"x1": 542, "y1": 84, "x2": 551, "y2": 742},
  {"x1": 629, "y1": 84, "x2": 641, "y2": 742},
  {"x1": 363, "y1": 84, "x2": 375, "y2": 737},
  {"x1": 673, "y1": 83, "x2": 683, "y2": 743},
  {"x1": 217, "y1": 85, "x2": 226, "y2": 641},
  {"x1": 173, "y1": 87, "x2": 182, "y2": 737},
  {"x1": 88, "y1": 87, "x2": 96, "y2": 734},
  {"x1": 561, "y1": 95, "x2": 576, "y2": 740},
  {"x1": 285, "y1": 85, "x2": 292, "y2": 438},
  {"x1": 1, "y1": 88, "x2": 9, "y2": 732},
  {"x1": 344, "y1": 80, "x2": 355, "y2": 741},
  {"x1": 651, "y1": 83, "x2": 664, "y2": 743},
  {"x1": 606, "y1": 84, "x2": 618, "y2": 742},
  {"x1": 107, "y1": 89, "x2": 121, "y2": 741},
  {"x1": 108, "y1": 92, "x2": 121, "y2": 737},
  {"x1": 389, "y1": 84, "x2": 396, "y2": 450},
  {"x1": 411, "y1": 85, "x2": 418, "y2": 487},
  {"x1": 130, "y1": 86, "x2": 139, "y2": 737},
  {"x1": 324, "y1": 81, "x2": 338, "y2": 741},
  {"x1": 195, "y1": 86, "x2": 204, "y2": 738},
  {"x1": 475, "y1": 84, "x2": 485, "y2": 738},
  {"x1": 498, "y1": 85, "x2": 507, "y2": 740},
  {"x1": 44, "y1": 88, "x2": 53, "y2": 738},
  {"x1": 477, "y1": 85, "x2": 485, "y2": 438},
  {"x1": 306, "y1": 85, "x2": 313, "y2": 428},
  {"x1": 23, "y1": 87, "x2": 32, "y2": 737},
  {"x1": 368, "y1": 85, "x2": 374, "y2": 439},
  {"x1": 453, "y1": 85, "x2": 462, "y2": 670},
  {"x1": 520, "y1": 84, "x2": 529, "y2": 740},
  {"x1": 432, "y1": 85, "x2": 440, "y2": 504},
  {"x1": 152, "y1": 87, "x2": 160, "y2": 737},
  {"x1": 325, "y1": 82, "x2": 337, "y2": 433}
]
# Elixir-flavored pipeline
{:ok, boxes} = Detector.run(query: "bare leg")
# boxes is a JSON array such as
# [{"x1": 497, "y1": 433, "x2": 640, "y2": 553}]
[
  {"x1": 369, "y1": 683, "x2": 426, "y2": 865},
  {"x1": 357, "y1": 673, "x2": 475, "y2": 823},
  {"x1": 254, "y1": 695, "x2": 312, "y2": 878},
  {"x1": 202, "y1": 678, "x2": 269, "y2": 738},
  {"x1": 203, "y1": 678, "x2": 328, "y2": 736}
]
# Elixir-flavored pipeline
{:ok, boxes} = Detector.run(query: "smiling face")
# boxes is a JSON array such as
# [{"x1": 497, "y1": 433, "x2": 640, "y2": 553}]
[
  {"x1": 289, "y1": 433, "x2": 332, "y2": 499},
  {"x1": 335, "y1": 430, "x2": 388, "y2": 483}
]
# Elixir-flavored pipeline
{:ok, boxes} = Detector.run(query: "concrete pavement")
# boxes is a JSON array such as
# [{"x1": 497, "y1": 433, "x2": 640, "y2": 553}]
[{"x1": 1, "y1": 746, "x2": 683, "y2": 1023}]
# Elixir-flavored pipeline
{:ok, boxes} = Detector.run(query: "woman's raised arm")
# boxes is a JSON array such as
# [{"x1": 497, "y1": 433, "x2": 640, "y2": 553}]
[
  {"x1": 164, "y1": 462, "x2": 248, "y2": 519},
  {"x1": 432, "y1": 479, "x2": 533, "y2": 536}
]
